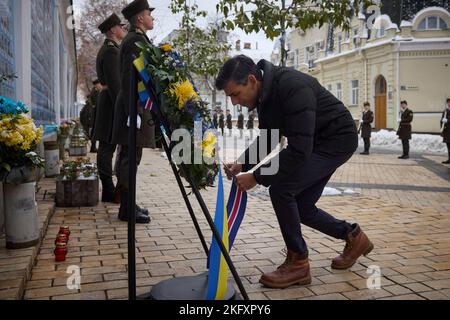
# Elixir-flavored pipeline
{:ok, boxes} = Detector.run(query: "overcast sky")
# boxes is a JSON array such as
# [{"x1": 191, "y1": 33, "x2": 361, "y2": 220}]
[{"x1": 73, "y1": 0, "x2": 276, "y2": 59}]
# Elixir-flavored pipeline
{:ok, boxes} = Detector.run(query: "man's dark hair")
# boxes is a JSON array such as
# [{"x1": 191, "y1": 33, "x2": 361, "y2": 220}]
[
  {"x1": 401, "y1": 100, "x2": 408, "y2": 105},
  {"x1": 363, "y1": 102, "x2": 370, "y2": 107},
  {"x1": 447, "y1": 98, "x2": 450, "y2": 103},
  {"x1": 215, "y1": 55, "x2": 263, "y2": 90}
]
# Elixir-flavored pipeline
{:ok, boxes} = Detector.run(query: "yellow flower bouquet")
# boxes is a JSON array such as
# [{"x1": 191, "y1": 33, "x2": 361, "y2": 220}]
[{"x1": 0, "y1": 96, "x2": 44, "y2": 181}]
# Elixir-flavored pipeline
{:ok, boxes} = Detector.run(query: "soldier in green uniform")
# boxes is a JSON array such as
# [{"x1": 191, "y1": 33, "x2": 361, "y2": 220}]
[
  {"x1": 359, "y1": 102, "x2": 374, "y2": 155},
  {"x1": 112, "y1": 0, "x2": 157, "y2": 224},
  {"x1": 441, "y1": 98, "x2": 450, "y2": 164},
  {"x1": 397, "y1": 100, "x2": 414, "y2": 159},
  {"x1": 93, "y1": 14, "x2": 127, "y2": 203}
]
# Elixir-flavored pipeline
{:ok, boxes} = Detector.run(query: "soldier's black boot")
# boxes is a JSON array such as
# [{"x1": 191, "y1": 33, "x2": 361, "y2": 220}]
[
  {"x1": 101, "y1": 178, "x2": 116, "y2": 203},
  {"x1": 118, "y1": 191, "x2": 150, "y2": 224}
]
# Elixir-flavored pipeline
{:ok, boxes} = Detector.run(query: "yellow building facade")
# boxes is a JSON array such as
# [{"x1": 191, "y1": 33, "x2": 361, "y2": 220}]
[{"x1": 279, "y1": 6, "x2": 450, "y2": 133}]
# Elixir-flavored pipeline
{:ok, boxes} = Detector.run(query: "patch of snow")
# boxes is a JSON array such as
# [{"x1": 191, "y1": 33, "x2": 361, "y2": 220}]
[
  {"x1": 368, "y1": 130, "x2": 446, "y2": 154},
  {"x1": 322, "y1": 187, "x2": 342, "y2": 196}
]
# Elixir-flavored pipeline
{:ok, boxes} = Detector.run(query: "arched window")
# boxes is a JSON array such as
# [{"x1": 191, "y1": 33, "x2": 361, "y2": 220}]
[{"x1": 418, "y1": 16, "x2": 448, "y2": 30}]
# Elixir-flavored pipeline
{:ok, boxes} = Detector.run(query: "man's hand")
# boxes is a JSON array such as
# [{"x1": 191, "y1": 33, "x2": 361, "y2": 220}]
[
  {"x1": 224, "y1": 163, "x2": 242, "y2": 180},
  {"x1": 235, "y1": 173, "x2": 257, "y2": 192}
]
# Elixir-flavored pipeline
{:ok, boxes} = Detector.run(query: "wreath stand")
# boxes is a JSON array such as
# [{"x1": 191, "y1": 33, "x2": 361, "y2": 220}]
[{"x1": 126, "y1": 67, "x2": 249, "y2": 300}]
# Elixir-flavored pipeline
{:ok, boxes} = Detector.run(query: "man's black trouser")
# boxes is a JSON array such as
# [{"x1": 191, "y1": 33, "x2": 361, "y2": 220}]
[
  {"x1": 447, "y1": 143, "x2": 450, "y2": 159},
  {"x1": 97, "y1": 142, "x2": 116, "y2": 192},
  {"x1": 116, "y1": 145, "x2": 143, "y2": 192},
  {"x1": 401, "y1": 139, "x2": 410, "y2": 156},
  {"x1": 363, "y1": 137, "x2": 370, "y2": 152},
  {"x1": 269, "y1": 152, "x2": 354, "y2": 256}
]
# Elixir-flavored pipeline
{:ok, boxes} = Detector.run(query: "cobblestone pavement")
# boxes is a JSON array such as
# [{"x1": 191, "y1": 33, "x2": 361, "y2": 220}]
[{"x1": 21, "y1": 146, "x2": 450, "y2": 300}]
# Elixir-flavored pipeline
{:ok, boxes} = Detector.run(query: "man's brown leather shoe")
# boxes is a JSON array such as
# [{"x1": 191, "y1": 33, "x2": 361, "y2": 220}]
[
  {"x1": 332, "y1": 224, "x2": 374, "y2": 270},
  {"x1": 259, "y1": 250, "x2": 311, "y2": 289}
]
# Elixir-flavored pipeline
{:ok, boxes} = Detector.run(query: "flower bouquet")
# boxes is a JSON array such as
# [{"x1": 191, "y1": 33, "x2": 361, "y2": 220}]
[
  {"x1": 0, "y1": 95, "x2": 44, "y2": 184},
  {"x1": 136, "y1": 43, "x2": 218, "y2": 189},
  {"x1": 56, "y1": 157, "x2": 98, "y2": 207}
]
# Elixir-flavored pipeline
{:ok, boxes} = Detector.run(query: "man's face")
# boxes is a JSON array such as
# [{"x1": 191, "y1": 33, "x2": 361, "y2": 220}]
[
  {"x1": 139, "y1": 10, "x2": 154, "y2": 31},
  {"x1": 224, "y1": 75, "x2": 260, "y2": 110},
  {"x1": 94, "y1": 83, "x2": 102, "y2": 91},
  {"x1": 401, "y1": 103, "x2": 407, "y2": 110},
  {"x1": 447, "y1": 100, "x2": 450, "y2": 108},
  {"x1": 363, "y1": 105, "x2": 369, "y2": 112},
  {"x1": 111, "y1": 25, "x2": 127, "y2": 40}
]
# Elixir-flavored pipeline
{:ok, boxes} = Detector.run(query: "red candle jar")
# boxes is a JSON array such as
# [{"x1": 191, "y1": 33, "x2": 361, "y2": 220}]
[
  {"x1": 59, "y1": 226, "x2": 71, "y2": 238},
  {"x1": 55, "y1": 233, "x2": 68, "y2": 245},
  {"x1": 54, "y1": 242, "x2": 68, "y2": 262}
]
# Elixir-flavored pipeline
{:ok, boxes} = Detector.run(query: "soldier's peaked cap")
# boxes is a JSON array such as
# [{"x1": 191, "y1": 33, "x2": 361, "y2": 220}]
[
  {"x1": 98, "y1": 13, "x2": 124, "y2": 33},
  {"x1": 122, "y1": 0, "x2": 154, "y2": 20}
]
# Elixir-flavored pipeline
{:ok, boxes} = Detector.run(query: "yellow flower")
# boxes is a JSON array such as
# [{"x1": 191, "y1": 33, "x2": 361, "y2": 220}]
[
  {"x1": 160, "y1": 44, "x2": 172, "y2": 52},
  {"x1": 201, "y1": 131, "x2": 217, "y2": 159},
  {"x1": 169, "y1": 80, "x2": 199, "y2": 110}
]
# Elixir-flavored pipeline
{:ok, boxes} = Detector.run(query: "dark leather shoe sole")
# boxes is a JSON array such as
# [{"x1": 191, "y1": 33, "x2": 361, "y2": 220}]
[
  {"x1": 259, "y1": 274, "x2": 312, "y2": 289},
  {"x1": 118, "y1": 214, "x2": 151, "y2": 224},
  {"x1": 331, "y1": 242, "x2": 374, "y2": 270}
]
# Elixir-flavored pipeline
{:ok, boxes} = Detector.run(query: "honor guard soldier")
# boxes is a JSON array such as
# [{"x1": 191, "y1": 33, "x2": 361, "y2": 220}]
[
  {"x1": 112, "y1": 0, "x2": 157, "y2": 224},
  {"x1": 93, "y1": 13, "x2": 127, "y2": 203},
  {"x1": 397, "y1": 100, "x2": 414, "y2": 159},
  {"x1": 237, "y1": 111, "x2": 244, "y2": 139}
]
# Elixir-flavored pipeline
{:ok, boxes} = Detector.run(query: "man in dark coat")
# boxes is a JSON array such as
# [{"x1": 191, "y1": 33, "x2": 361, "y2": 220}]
[
  {"x1": 217, "y1": 55, "x2": 373, "y2": 289},
  {"x1": 441, "y1": 98, "x2": 450, "y2": 164},
  {"x1": 226, "y1": 109, "x2": 233, "y2": 137},
  {"x1": 212, "y1": 110, "x2": 218, "y2": 129},
  {"x1": 94, "y1": 13, "x2": 127, "y2": 203},
  {"x1": 89, "y1": 80, "x2": 102, "y2": 153},
  {"x1": 237, "y1": 111, "x2": 244, "y2": 139},
  {"x1": 359, "y1": 102, "x2": 374, "y2": 155},
  {"x1": 218, "y1": 110, "x2": 225, "y2": 135},
  {"x1": 112, "y1": 0, "x2": 157, "y2": 224},
  {"x1": 80, "y1": 102, "x2": 92, "y2": 138},
  {"x1": 397, "y1": 100, "x2": 414, "y2": 159}
]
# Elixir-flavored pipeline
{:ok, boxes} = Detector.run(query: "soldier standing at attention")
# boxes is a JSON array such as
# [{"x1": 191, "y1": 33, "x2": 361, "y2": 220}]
[
  {"x1": 112, "y1": 0, "x2": 157, "y2": 224},
  {"x1": 360, "y1": 102, "x2": 374, "y2": 155},
  {"x1": 247, "y1": 110, "x2": 255, "y2": 141},
  {"x1": 218, "y1": 110, "x2": 225, "y2": 136},
  {"x1": 212, "y1": 110, "x2": 218, "y2": 130},
  {"x1": 397, "y1": 100, "x2": 414, "y2": 160},
  {"x1": 441, "y1": 98, "x2": 450, "y2": 164},
  {"x1": 93, "y1": 13, "x2": 127, "y2": 203},
  {"x1": 237, "y1": 110, "x2": 244, "y2": 139},
  {"x1": 226, "y1": 109, "x2": 233, "y2": 137}
]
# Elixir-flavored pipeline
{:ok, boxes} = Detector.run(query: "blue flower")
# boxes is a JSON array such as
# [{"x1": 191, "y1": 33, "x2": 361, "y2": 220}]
[{"x1": 0, "y1": 96, "x2": 29, "y2": 115}]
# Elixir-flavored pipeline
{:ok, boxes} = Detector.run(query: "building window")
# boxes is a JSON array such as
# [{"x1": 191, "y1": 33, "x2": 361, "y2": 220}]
[
  {"x1": 418, "y1": 16, "x2": 448, "y2": 30},
  {"x1": 377, "y1": 26, "x2": 386, "y2": 38},
  {"x1": 353, "y1": 28, "x2": 360, "y2": 47},
  {"x1": 304, "y1": 47, "x2": 309, "y2": 64},
  {"x1": 351, "y1": 80, "x2": 359, "y2": 105},
  {"x1": 0, "y1": 0, "x2": 15, "y2": 99},
  {"x1": 337, "y1": 33, "x2": 343, "y2": 53},
  {"x1": 31, "y1": 0, "x2": 54, "y2": 125},
  {"x1": 336, "y1": 83, "x2": 342, "y2": 101}
]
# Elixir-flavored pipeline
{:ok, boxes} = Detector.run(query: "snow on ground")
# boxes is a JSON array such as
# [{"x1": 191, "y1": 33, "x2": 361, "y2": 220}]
[{"x1": 368, "y1": 129, "x2": 446, "y2": 154}]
